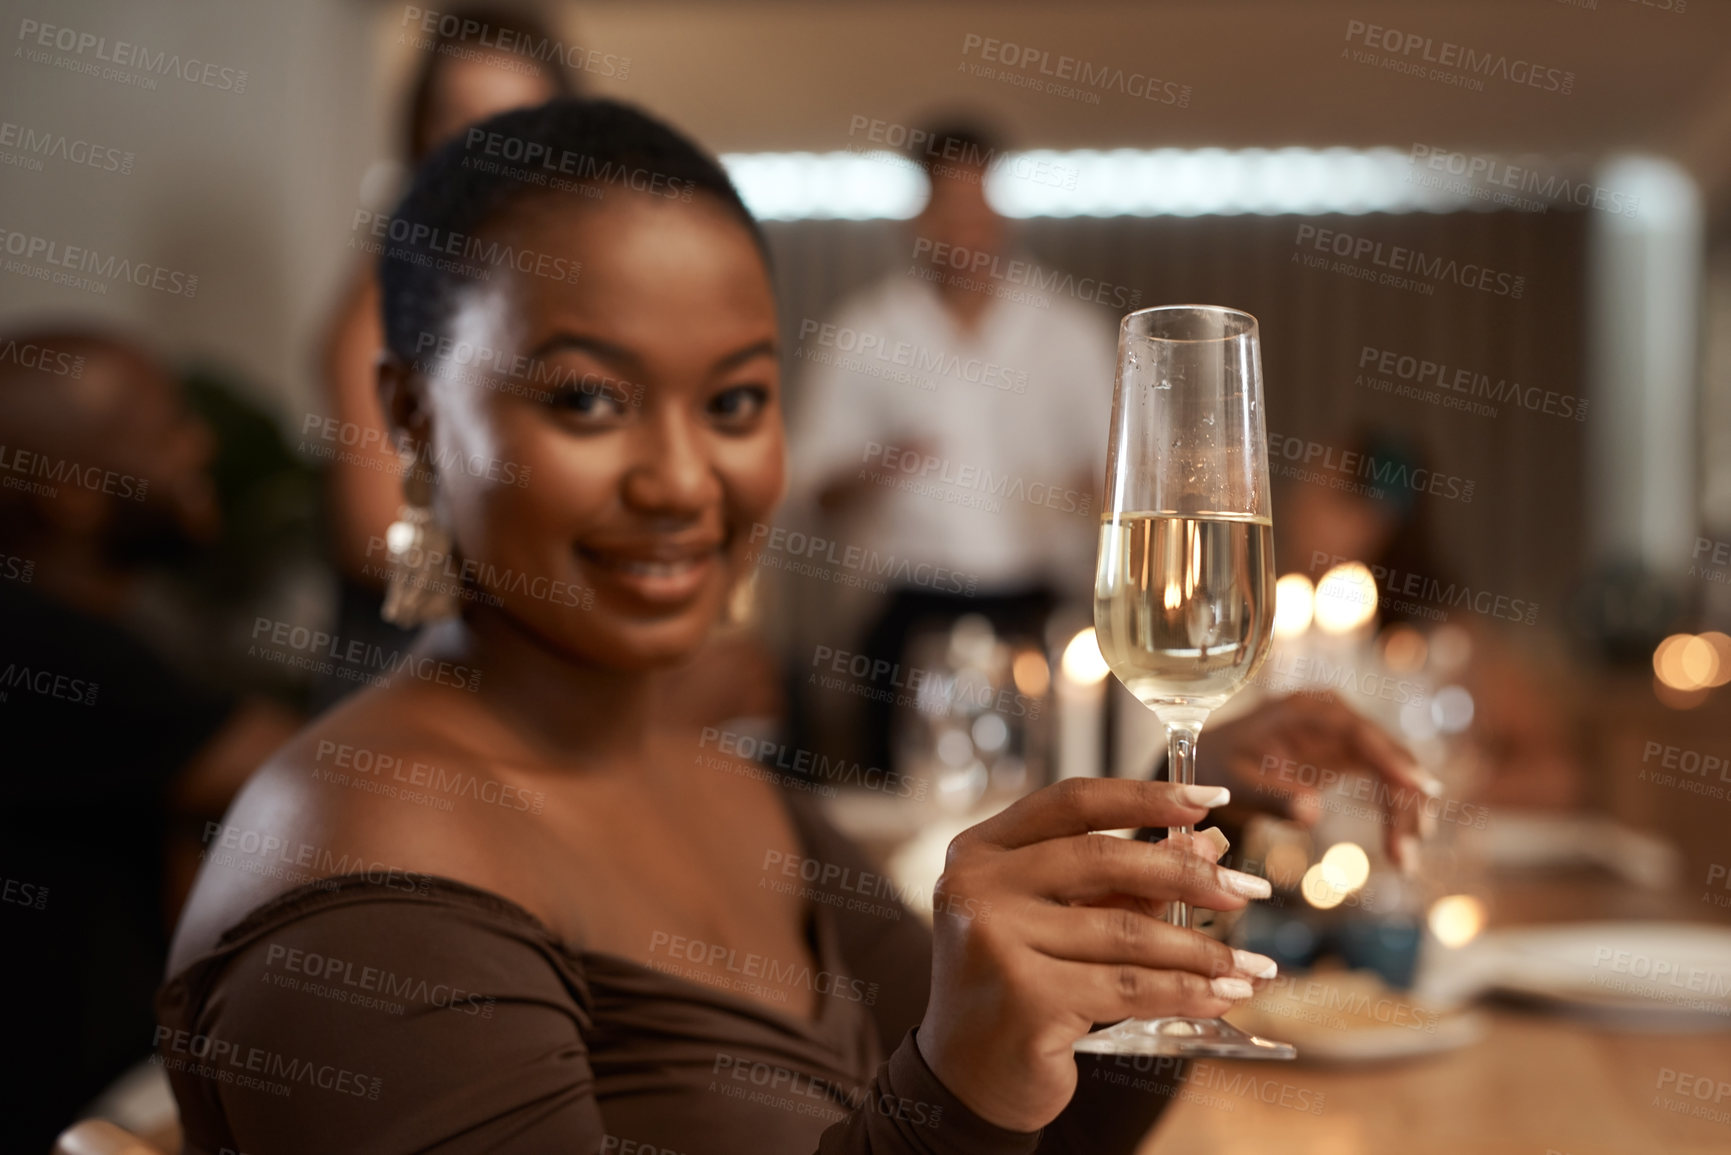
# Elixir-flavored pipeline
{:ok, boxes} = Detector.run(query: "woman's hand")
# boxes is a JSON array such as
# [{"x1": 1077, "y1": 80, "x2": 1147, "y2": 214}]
[
  {"x1": 1194, "y1": 692, "x2": 1436, "y2": 870},
  {"x1": 915, "y1": 778, "x2": 1279, "y2": 1133}
]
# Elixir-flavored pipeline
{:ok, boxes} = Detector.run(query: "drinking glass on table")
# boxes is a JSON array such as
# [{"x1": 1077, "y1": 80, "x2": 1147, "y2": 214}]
[{"x1": 1075, "y1": 304, "x2": 1296, "y2": 1060}]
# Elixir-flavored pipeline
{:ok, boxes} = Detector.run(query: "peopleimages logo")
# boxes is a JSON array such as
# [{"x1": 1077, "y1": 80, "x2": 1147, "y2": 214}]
[
  {"x1": 263, "y1": 942, "x2": 496, "y2": 1018},
  {"x1": 0, "y1": 443, "x2": 147, "y2": 505},
  {"x1": 0, "y1": 661, "x2": 99, "y2": 706},
  {"x1": 0, "y1": 551, "x2": 34, "y2": 585},
  {"x1": 248, "y1": 617, "x2": 484, "y2": 691},
  {"x1": 1310, "y1": 550, "x2": 1539, "y2": 627},
  {"x1": 1356, "y1": 344, "x2": 1586, "y2": 422},
  {"x1": 795, "y1": 318, "x2": 1029, "y2": 394},
  {"x1": 648, "y1": 930, "x2": 880, "y2": 1006},
  {"x1": 960, "y1": 33, "x2": 1192, "y2": 107},
  {"x1": 1341, "y1": 19, "x2": 1574, "y2": 95},
  {"x1": 461, "y1": 128, "x2": 694, "y2": 201},
  {"x1": 0, "y1": 227, "x2": 199, "y2": 298},
  {"x1": 0, "y1": 119, "x2": 135, "y2": 175},
  {"x1": 0, "y1": 338, "x2": 84, "y2": 378},
  {"x1": 1268, "y1": 430, "x2": 1475, "y2": 503},
  {"x1": 711, "y1": 1052, "x2": 944, "y2": 1129},
  {"x1": 1407, "y1": 145, "x2": 1638, "y2": 218},
  {"x1": 1, "y1": 876, "x2": 49, "y2": 911},
  {"x1": 313, "y1": 739, "x2": 549, "y2": 815},
  {"x1": 911, "y1": 237, "x2": 1143, "y2": 310},
  {"x1": 351, "y1": 209, "x2": 582, "y2": 285},
  {"x1": 410, "y1": 330, "x2": 644, "y2": 409},
  {"x1": 747, "y1": 523, "x2": 979, "y2": 596},
  {"x1": 1294, "y1": 225, "x2": 1524, "y2": 299},
  {"x1": 861, "y1": 441, "x2": 1092, "y2": 519},
  {"x1": 399, "y1": 6, "x2": 631, "y2": 80},
  {"x1": 1639, "y1": 739, "x2": 1731, "y2": 803},
  {"x1": 844, "y1": 115, "x2": 1078, "y2": 191},
  {"x1": 300, "y1": 414, "x2": 534, "y2": 488},
  {"x1": 698, "y1": 726, "x2": 928, "y2": 800},
  {"x1": 153, "y1": 1026, "x2": 381, "y2": 1099},
  {"x1": 808, "y1": 644, "x2": 1043, "y2": 719}
]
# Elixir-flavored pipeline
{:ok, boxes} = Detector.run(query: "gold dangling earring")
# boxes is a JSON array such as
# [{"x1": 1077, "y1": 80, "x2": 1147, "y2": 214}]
[
  {"x1": 722, "y1": 564, "x2": 760, "y2": 630},
  {"x1": 380, "y1": 451, "x2": 459, "y2": 627}
]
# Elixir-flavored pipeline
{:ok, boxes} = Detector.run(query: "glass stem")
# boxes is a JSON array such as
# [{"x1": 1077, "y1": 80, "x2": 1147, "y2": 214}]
[{"x1": 1163, "y1": 716, "x2": 1205, "y2": 930}]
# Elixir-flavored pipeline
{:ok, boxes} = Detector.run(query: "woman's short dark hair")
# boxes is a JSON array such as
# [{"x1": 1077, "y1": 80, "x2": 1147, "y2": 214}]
[
  {"x1": 378, "y1": 97, "x2": 767, "y2": 367},
  {"x1": 403, "y1": 4, "x2": 577, "y2": 164}
]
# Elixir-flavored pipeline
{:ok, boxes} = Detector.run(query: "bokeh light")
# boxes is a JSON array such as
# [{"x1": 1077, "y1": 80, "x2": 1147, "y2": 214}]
[
  {"x1": 1313, "y1": 562, "x2": 1379, "y2": 633},
  {"x1": 1653, "y1": 633, "x2": 1719, "y2": 690},
  {"x1": 1430, "y1": 686, "x2": 1476, "y2": 734},
  {"x1": 1273, "y1": 573, "x2": 1315, "y2": 638},
  {"x1": 1012, "y1": 649, "x2": 1051, "y2": 697},
  {"x1": 1060, "y1": 628, "x2": 1111, "y2": 686},
  {"x1": 1320, "y1": 842, "x2": 1372, "y2": 891},
  {"x1": 1381, "y1": 625, "x2": 1429, "y2": 672},
  {"x1": 1428, "y1": 894, "x2": 1487, "y2": 948},
  {"x1": 1300, "y1": 863, "x2": 1349, "y2": 909},
  {"x1": 1428, "y1": 624, "x2": 1474, "y2": 675},
  {"x1": 1653, "y1": 632, "x2": 1725, "y2": 693},
  {"x1": 1702, "y1": 632, "x2": 1731, "y2": 688}
]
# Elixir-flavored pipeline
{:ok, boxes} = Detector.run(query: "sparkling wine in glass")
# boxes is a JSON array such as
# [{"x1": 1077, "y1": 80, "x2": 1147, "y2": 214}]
[{"x1": 1073, "y1": 304, "x2": 1295, "y2": 1060}]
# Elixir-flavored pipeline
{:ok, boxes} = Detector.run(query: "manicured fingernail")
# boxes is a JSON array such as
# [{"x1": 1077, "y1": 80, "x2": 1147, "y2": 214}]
[
  {"x1": 1211, "y1": 976, "x2": 1255, "y2": 1000},
  {"x1": 1181, "y1": 785, "x2": 1230, "y2": 808},
  {"x1": 1232, "y1": 949, "x2": 1278, "y2": 979},
  {"x1": 1199, "y1": 827, "x2": 1231, "y2": 860},
  {"x1": 1398, "y1": 835, "x2": 1421, "y2": 878},
  {"x1": 1415, "y1": 771, "x2": 1445, "y2": 798},
  {"x1": 1221, "y1": 870, "x2": 1273, "y2": 900}
]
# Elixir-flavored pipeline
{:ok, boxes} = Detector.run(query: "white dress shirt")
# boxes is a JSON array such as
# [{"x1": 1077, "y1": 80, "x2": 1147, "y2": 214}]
[{"x1": 788, "y1": 267, "x2": 1119, "y2": 595}]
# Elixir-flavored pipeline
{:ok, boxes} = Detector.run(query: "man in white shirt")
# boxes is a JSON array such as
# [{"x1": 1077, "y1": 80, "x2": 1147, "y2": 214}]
[{"x1": 788, "y1": 120, "x2": 1123, "y2": 768}]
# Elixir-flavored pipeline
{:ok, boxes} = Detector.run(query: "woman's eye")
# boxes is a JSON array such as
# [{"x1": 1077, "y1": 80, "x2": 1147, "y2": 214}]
[
  {"x1": 549, "y1": 385, "x2": 629, "y2": 421},
  {"x1": 708, "y1": 385, "x2": 768, "y2": 426}
]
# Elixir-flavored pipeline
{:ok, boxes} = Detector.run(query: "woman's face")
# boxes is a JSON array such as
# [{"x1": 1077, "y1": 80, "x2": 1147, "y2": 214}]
[{"x1": 410, "y1": 189, "x2": 783, "y2": 670}]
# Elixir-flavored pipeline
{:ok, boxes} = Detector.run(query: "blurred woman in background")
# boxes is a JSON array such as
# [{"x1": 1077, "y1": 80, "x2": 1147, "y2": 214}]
[
  {"x1": 313, "y1": 5, "x2": 573, "y2": 708},
  {"x1": 1275, "y1": 428, "x2": 1584, "y2": 810}
]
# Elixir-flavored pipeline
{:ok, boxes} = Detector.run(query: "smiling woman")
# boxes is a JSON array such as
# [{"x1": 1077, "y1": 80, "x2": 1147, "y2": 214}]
[
  {"x1": 155, "y1": 99, "x2": 1302, "y2": 1154},
  {"x1": 373, "y1": 100, "x2": 785, "y2": 667}
]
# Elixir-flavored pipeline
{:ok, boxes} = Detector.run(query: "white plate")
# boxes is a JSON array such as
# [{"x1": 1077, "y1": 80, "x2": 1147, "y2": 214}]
[{"x1": 1419, "y1": 921, "x2": 1731, "y2": 1029}]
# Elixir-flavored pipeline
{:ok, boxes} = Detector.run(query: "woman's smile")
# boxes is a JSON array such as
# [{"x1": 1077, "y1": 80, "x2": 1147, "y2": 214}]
[{"x1": 576, "y1": 533, "x2": 727, "y2": 607}]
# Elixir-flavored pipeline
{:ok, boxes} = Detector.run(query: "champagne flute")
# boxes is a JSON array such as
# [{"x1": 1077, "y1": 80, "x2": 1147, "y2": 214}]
[{"x1": 1073, "y1": 304, "x2": 1295, "y2": 1060}]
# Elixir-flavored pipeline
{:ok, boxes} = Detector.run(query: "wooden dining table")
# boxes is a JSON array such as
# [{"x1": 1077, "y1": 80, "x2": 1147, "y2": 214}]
[{"x1": 1140, "y1": 872, "x2": 1731, "y2": 1155}]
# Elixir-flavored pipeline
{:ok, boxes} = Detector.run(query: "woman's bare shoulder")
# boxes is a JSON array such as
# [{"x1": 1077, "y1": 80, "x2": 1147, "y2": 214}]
[{"x1": 169, "y1": 689, "x2": 563, "y2": 973}]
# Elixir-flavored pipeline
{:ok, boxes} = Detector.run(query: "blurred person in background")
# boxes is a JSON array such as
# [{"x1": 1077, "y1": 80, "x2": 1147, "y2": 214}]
[
  {"x1": 1274, "y1": 427, "x2": 1584, "y2": 810},
  {"x1": 0, "y1": 328, "x2": 297, "y2": 1150},
  {"x1": 789, "y1": 118, "x2": 1116, "y2": 772},
  {"x1": 314, "y1": 4, "x2": 575, "y2": 707}
]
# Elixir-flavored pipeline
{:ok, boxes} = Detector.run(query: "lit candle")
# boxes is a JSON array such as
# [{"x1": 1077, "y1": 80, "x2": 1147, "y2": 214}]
[
  {"x1": 1056, "y1": 627, "x2": 1110, "y2": 780},
  {"x1": 1313, "y1": 562, "x2": 1379, "y2": 642}
]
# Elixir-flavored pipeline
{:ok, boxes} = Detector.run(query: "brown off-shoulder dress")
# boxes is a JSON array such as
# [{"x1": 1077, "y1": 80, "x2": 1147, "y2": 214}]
[{"x1": 155, "y1": 793, "x2": 1181, "y2": 1153}]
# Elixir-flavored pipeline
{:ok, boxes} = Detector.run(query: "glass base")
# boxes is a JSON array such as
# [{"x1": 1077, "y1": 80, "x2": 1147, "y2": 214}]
[{"x1": 1073, "y1": 1016, "x2": 1297, "y2": 1059}]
